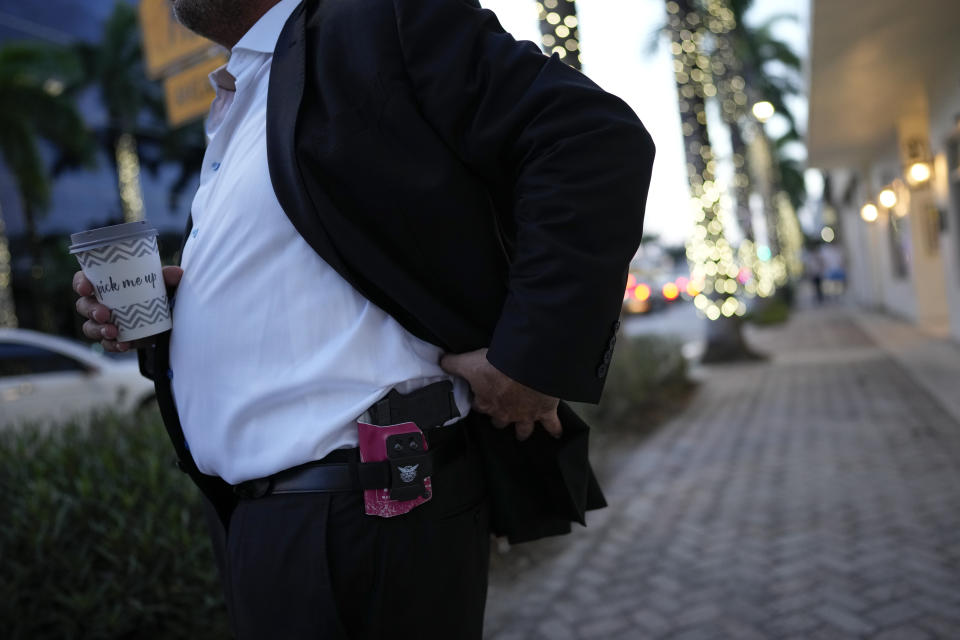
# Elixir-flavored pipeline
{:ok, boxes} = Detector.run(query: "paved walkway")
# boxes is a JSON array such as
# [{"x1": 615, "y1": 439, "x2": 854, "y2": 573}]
[{"x1": 484, "y1": 307, "x2": 960, "y2": 639}]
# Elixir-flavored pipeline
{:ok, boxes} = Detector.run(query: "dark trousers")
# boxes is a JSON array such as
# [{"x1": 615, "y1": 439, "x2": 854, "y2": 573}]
[{"x1": 204, "y1": 414, "x2": 491, "y2": 639}]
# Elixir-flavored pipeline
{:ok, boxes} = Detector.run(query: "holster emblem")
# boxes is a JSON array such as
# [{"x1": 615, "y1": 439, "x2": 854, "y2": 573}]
[{"x1": 398, "y1": 464, "x2": 419, "y2": 484}]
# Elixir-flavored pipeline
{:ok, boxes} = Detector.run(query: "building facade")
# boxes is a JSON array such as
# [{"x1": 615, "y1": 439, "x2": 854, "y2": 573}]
[{"x1": 807, "y1": 0, "x2": 960, "y2": 342}]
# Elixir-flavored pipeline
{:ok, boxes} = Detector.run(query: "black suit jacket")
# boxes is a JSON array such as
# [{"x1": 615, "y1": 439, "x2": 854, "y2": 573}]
[{"x1": 144, "y1": 0, "x2": 654, "y2": 543}]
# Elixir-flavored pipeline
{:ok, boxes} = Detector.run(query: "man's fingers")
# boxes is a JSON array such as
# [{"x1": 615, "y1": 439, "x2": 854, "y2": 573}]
[
  {"x1": 515, "y1": 421, "x2": 535, "y2": 441},
  {"x1": 73, "y1": 270, "x2": 93, "y2": 296},
  {"x1": 73, "y1": 269, "x2": 131, "y2": 351},
  {"x1": 540, "y1": 411, "x2": 563, "y2": 439},
  {"x1": 162, "y1": 265, "x2": 184, "y2": 288},
  {"x1": 75, "y1": 296, "x2": 111, "y2": 323},
  {"x1": 81, "y1": 318, "x2": 118, "y2": 340},
  {"x1": 81, "y1": 320, "x2": 102, "y2": 340},
  {"x1": 440, "y1": 348, "x2": 490, "y2": 379},
  {"x1": 101, "y1": 338, "x2": 126, "y2": 353},
  {"x1": 439, "y1": 352, "x2": 468, "y2": 378}
]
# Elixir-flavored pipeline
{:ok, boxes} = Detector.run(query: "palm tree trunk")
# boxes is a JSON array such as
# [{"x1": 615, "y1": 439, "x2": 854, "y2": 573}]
[
  {"x1": 537, "y1": 0, "x2": 582, "y2": 70},
  {"x1": 752, "y1": 126, "x2": 781, "y2": 257},
  {"x1": 0, "y1": 207, "x2": 18, "y2": 327},
  {"x1": 730, "y1": 122, "x2": 754, "y2": 241},
  {"x1": 667, "y1": 0, "x2": 761, "y2": 362},
  {"x1": 115, "y1": 132, "x2": 145, "y2": 222},
  {"x1": 21, "y1": 202, "x2": 48, "y2": 328}
]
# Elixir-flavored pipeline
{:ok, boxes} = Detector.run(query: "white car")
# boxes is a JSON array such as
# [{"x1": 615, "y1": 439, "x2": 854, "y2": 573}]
[{"x1": 0, "y1": 328, "x2": 155, "y2": 429}]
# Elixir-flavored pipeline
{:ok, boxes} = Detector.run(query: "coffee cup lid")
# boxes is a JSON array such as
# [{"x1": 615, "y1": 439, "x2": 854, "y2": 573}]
[{"x1": 69, "y1": 220, "x2": 158, "y2": 254}]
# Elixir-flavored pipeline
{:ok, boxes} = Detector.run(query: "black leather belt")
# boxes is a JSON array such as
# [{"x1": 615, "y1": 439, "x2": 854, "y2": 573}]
[{"x1": 233, "y1": 381, "x2": 464, "y2": 499}]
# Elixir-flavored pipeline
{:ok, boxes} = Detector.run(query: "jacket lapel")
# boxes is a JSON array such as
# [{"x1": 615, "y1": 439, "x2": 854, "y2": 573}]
[{"x1": 266, "y1": 0, "x2": 350, "y2": 279}]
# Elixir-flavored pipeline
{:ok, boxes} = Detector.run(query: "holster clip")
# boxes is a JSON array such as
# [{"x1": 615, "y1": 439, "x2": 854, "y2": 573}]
[{"x1": 385, "y1": 432, "x2": 433, "y2": 501}]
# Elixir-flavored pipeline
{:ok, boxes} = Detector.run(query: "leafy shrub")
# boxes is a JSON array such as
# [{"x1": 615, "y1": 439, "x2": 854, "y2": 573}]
[
  {"x1": 746, "y1": 297, "x2": 791, "y2": 326},
  {"x1": 0, "y1": 409, "x2": 230, "y2": 639},
  {"x1": 575, "y1": 333, "x2": 691, "y2": 430}
]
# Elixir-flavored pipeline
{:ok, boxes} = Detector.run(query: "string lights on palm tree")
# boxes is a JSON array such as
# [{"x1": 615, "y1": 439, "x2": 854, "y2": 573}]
[
  {"x1": 0, "y1": 214, "x2": 15, "y2": 327},
  {"x1": 710, "y1": 12, "x2": 753, "y2": 244},
  {"x1": 73, "y1": 4, "x2": 159, "y2": 223},
  {"x1": 666, "y1": 0, "x2": 746, "y2": 321},
  {"x1": 535, "y1": 0, "x2": 582, "y2": 70}
]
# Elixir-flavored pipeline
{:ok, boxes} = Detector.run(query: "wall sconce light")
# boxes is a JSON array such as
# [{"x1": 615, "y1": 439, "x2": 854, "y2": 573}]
[
  {"x1": 878, "y1": 188, "x2": 897, "y2": 208},
  {"x1": 751, "y1": 101, "x2": 775, "y2": 123},
  {"x1": 860, "y1": 203, "x2": 878, "y2": 222},
  {"x1": 908, "y1": 161, "x2": 932, "y2": 185}
]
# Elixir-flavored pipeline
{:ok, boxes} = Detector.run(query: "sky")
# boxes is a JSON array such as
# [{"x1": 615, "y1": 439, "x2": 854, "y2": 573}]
[
  {"x1": 0, "y1": 0, "x2": 810, "y2": 247},
  {"x1": 481, "y1": 0, "x2": 810, "y2": 246}
]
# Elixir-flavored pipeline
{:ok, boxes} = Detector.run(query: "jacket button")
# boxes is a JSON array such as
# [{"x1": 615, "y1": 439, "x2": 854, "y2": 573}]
[
  {"x1": 602, "y1": 351, "x2": 612, "y2": 364},
  {"x1": 596, "y1": 363, "x2": 608, "y2": 378}
]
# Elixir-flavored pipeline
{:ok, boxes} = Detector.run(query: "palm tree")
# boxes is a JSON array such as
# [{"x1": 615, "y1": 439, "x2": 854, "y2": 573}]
[
  {"x1": 0, "y1": 43, "x2": 95, "y2": 327},
  {"x1": 536, "y1": 0, "x2": 582, "y2": 70},
  {"x1": 664, "y1": 0, "x2": 759, "y2": 362},
  {"x1": 72, "y1": 2, "x2": 166, "y2": 223},
  {"x1": 720, "y1": 2, "x2": 804, "y2": 269}
]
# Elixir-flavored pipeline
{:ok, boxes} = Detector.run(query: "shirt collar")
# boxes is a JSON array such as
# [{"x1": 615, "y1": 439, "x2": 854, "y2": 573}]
[{"x1": 232, "y1": 0, "x2": 301, "y2": 55}]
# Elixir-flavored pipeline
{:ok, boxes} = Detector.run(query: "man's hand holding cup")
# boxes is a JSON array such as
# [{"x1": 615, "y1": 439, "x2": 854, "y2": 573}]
[
  {"x1": 69, "y1": 221, "x2": 178, "y2": 352},
  {"x1": 73, "y1": 266, "x2": 183, "y2": 352}
]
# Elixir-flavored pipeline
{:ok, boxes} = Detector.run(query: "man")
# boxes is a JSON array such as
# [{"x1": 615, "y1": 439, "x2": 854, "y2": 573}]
[{"x1": 73, "y1": 0, "x2": 654, "y2": 637}]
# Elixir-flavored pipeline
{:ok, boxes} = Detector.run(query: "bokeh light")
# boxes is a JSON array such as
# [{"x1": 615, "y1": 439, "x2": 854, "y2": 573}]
[
  {"x1": 878, "y1": 188, "x2": 897, "y2": 208},
  {"x1": 751, "y1": 100, "x2": 775, "y2": 122},
  {"x1": 908, "y1": 162, "x2": 931, "y2": 184}
]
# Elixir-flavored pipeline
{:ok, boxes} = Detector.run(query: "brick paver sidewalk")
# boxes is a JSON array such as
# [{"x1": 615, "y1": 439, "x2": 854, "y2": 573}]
[{"x1": 484, "y1": 308, "x2": 960, "y2": 639}]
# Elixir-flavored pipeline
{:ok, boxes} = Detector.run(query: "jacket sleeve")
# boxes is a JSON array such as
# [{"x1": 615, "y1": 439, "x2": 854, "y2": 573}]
[{"x1": 392, "y1": 0, "x2": 655, "y2": 403}]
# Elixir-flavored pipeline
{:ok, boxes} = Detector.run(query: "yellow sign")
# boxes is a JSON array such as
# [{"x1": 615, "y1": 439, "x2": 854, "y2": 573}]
[
  {"x1": 139, "y1": 0, "x2": 216, "y2": 78},
  {"x1": 163, "y1": 55, "x2": 226, "y2": 127}
]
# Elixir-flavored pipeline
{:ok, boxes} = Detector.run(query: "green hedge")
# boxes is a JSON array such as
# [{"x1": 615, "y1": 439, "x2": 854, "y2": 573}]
[
  {"x1": 746, "y1": 297, "x2": 791, "y2": 326},
  {"x1": 0, "y1": 409, "x2": 231, "y2": 639}
]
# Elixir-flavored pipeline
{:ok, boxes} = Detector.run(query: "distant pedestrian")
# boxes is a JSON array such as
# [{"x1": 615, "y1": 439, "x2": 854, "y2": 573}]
[
  {"x1": 804, "y1": 245, "x2": 825, "y2": 304},
  {"x1": 820, "y1": 243, "x2": 846, "y2": 297}
]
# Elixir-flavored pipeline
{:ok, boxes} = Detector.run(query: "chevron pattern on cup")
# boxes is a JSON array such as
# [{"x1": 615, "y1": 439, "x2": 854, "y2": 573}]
[
  {"x1": 78, "y1": 236, "x2": 157, "y2": 267},
  {"x1": 110, "y1": 295, "x2": 170, "y2": 331}
]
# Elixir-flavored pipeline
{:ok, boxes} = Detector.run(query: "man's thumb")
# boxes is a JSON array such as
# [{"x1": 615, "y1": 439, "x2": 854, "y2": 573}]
[
  {"x1": 440, "y1": 352, "x2": 466, "y2": 377},
  {"x1": 162, "y1": 266, "x2": 184, "y2": 288}
]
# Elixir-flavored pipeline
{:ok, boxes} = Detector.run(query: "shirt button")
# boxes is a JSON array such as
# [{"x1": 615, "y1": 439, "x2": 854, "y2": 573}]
[
  {"x1": 212, "y1": 161, "x2": 221, "y2": 171},
  {"x1": 167, "y1": 368, "x2": 174, "y2": 380}
]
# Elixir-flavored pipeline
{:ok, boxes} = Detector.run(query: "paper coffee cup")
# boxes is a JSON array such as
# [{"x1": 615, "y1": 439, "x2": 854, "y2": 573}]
[{"x1": 69, "y1": 221, "x2": 172, "y2": 342}]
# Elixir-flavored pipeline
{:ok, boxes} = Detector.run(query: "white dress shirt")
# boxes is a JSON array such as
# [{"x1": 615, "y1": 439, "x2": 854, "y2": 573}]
[{"x1": 168, "y1": 0, "x2": 469, "y2": 484}]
